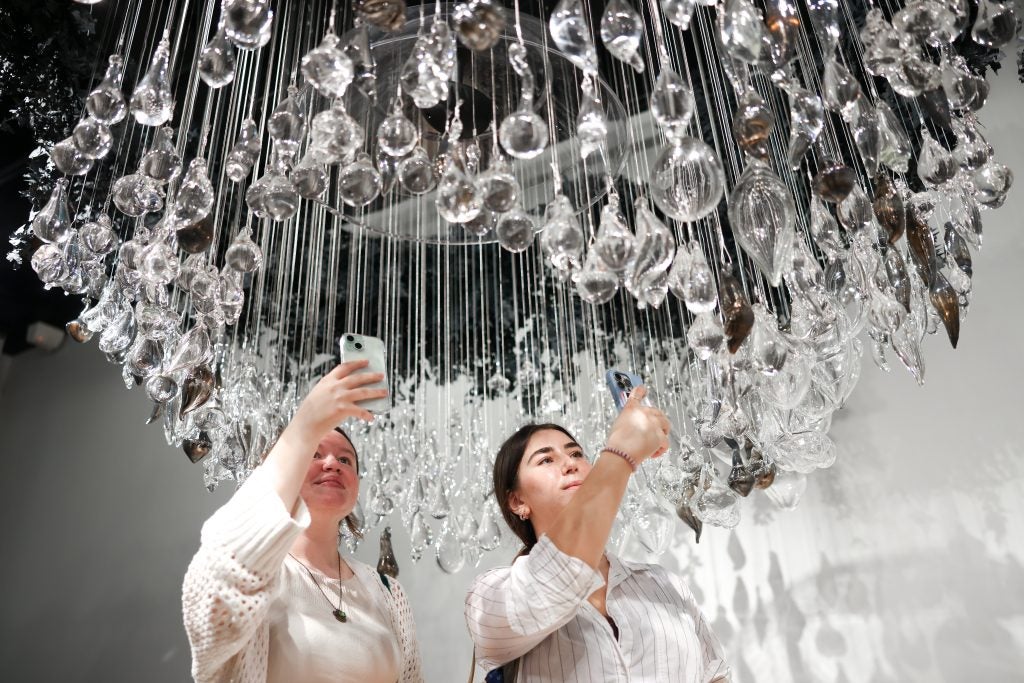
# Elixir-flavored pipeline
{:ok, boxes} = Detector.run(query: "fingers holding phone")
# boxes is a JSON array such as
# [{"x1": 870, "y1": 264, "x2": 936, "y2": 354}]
[
  {"x1": 339, "y1": 334, "x2": 391, "y2": 414},
  {"x1": 605, "y1": 371, "x2": 672, "y2": 461},
  {"x1": 292, "y1": 361, "x2": 386, "y2": 437}
]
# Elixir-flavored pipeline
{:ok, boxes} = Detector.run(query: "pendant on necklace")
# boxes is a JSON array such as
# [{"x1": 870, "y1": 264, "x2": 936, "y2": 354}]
[{"x1": 333, "y1": 608, "x2": 348, "y2": 623}]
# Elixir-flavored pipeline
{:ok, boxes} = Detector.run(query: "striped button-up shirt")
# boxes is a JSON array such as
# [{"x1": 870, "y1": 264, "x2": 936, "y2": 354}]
[{"x1": 465, "y1": 536, "x2": 730, "y2": 683}]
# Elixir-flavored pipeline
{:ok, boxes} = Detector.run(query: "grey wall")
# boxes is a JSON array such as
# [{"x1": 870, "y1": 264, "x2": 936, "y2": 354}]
[{"x1": 2, "y1": 68, "x2": 1023, "y2": 683}]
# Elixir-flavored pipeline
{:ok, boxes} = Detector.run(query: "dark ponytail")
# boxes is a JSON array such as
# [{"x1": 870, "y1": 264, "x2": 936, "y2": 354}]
[{"x1": 493, "y1": 423, "x2": 579, "y2": 557}]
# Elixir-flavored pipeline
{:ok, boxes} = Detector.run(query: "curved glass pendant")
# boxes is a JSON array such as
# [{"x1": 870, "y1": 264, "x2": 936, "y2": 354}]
[{"x1": 130, "y1": 38, "x2": 174, "y2": 126}]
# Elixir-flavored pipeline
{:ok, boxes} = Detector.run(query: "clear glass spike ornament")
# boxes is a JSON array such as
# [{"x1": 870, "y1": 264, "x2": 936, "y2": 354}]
[
  {"x1": 718, "y1": 0, "x2": 766, "y2": 65},
  {"x1": 87, "y1": 55, "x2": 128, "y2": 125},
  {"x1": 130, "y1": 37, "x2": 174, "y2": 127},
  {"x1": 576, "y1": 75, "x2": 608, "y2": 160},
  {"x1": 600, "y1": 0, "x2": 645, "y2": 72},
  {"x1": 549, "y1": 0, "x2": 599, "y2": 73},
  {"x1": 499, "y1": 42, "x2": 548, "y2": 160},
  {"x1": 198, "y1": 27, "x2": 236, "y2": 89},
  {"x1": 650, "y1": 50, "x2": 696, "y2": 142},
  {"x1": 785, "y1": 87, "x2": 823, "y2": 169}
]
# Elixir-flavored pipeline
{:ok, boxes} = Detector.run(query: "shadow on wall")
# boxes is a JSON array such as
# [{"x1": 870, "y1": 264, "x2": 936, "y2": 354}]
[{"x1": 672, "y1": 515, "x2": 1024, "y2": 683}]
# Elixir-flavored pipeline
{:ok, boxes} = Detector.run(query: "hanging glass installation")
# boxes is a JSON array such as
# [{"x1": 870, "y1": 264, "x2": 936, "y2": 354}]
[{"x1": 14, "y1": 0, "x2": 1017, "y2": 568}]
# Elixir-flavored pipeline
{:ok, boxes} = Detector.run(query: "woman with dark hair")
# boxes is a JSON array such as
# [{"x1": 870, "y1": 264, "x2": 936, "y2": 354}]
[
  {"x1": 465, "y1": 387, "x2": 730, "y2": 682},
  {"x1": 183, "y1": 361, "x2": 423, "y2": 683}
]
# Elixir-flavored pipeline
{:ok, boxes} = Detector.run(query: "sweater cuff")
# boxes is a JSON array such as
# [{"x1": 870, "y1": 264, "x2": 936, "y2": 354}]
[{"x1": 200, "y1": 465, "x2": 311, "y2": 577}]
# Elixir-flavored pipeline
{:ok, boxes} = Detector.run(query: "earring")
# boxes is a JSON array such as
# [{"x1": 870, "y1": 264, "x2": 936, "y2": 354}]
[{"x1": 518, "y1": 512, "x2": 528, "y2": 521}]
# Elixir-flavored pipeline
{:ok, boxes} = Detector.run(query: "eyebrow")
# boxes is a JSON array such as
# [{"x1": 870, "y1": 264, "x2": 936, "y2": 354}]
[{"x1": 527, "y1": 442, "x2": 582, "y2": 464}]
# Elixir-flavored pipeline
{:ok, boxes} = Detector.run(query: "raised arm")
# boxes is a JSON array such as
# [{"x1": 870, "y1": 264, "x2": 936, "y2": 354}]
[
  {"x1": 182, "y1": 361, "x2": 386, "y2": 681},
  {"x1": 545, "y1": 386, "x2": 670, "y2": 569},
  {"x1": 261, "y1": 359, "x2": 386, "y2": 513}
]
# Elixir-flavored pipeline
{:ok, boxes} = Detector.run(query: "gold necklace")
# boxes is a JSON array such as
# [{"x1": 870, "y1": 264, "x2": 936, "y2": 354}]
[{"x1": 289, "y1": 553, "x2": 347, "y2": 623}]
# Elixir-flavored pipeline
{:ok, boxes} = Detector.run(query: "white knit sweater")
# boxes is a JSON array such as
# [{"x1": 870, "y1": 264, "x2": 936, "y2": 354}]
[{"x1": 182, "y1": 466, "x2": 424, "y2": 683}]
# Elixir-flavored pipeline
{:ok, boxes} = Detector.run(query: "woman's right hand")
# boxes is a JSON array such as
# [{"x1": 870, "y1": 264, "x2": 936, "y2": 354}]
[
  {"x1": 288, "y1": 361, "x2": 388, "y2": 440},
  {"x1": 605, "y1": 386, "x2": 671, "y2": 464}
]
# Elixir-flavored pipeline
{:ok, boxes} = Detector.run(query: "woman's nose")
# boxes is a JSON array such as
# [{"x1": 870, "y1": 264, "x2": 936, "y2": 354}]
[
  {"x1": 322, "y1": 454, "x2": 343, "y2": 471},
  {"x1": 562, "y1": 456, "x2": 578, "y2": 474}
]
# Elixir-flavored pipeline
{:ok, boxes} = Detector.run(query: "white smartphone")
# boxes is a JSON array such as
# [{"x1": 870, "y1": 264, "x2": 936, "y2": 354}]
[{"x1": 339, "y1": 333, "x2": 391, "y2": 413}]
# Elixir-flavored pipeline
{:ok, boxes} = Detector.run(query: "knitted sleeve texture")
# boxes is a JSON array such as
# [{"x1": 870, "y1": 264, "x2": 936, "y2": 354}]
[
  {"x1": 389, "y1": 576, "x2": 425, "y2": 683},
  {"x1": 181, "y1": 467, "x2": 309, "y2": 683}
]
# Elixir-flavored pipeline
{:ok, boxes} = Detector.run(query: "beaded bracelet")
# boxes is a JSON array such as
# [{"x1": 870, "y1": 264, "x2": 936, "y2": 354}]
[{"x1": 601, "y1": 447, "x2": 638, "y2": 473}]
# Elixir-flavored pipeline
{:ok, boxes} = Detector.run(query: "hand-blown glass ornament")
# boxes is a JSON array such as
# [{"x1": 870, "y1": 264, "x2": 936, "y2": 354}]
[
  {"x1": 223, "y1": 0, "x2": 274, "y2": 50},
  {"x1": 72, "y1": 117, "x2": 113, "y2": 160},
  {"x1": 225, "y1": 119, "x2": 261, "y2": 182},
  {"x1": 649, "y1": 137, "x2": 726, "y2": 221},
  {"x1": 339, "y1": 153, "x2": 383, "y2": 207},
  {"x1": 174, "y1": 159, "x2": 215, "y2": 225},
  {"x1": 198, "y1": 28, "x2": 237, "y2": 88},
  {"x1": 549, "y1": 0, "x2": 599, "y2": 74},
  {"x1": 86, "y1": 55, "x2": 128, "y2": 124},
  {"x1": 355, "y1": 0, "x2": 406, "y2": 32},
  {"x1": 130, "y1": 38, "x2": 174, "y2": 126},
  {"x1": 453, "y1": 0, "x2": 506, "y2": 52},
  {"x1": 727, "y1": 160, "x2": 797, "y2": 287},
  {"x1": 141, "y1": 127, "x2": 182, "y2": 184},
  {"x1": 32, "y1": 180, "x2": 72, "y2": 244},
  {"x1": 495, "y1": 208, "x2": 536, "y2": 253},
  {"x1": 377, "y1": 90, "x2": 419, "y2": 158},
  {"x1": 600, "y1": 0, "x2": 645, "y2": 73},
  {"x1": 301, "y1": 33, "x2": 354, "y2": 98},
  {"x1": 499, "y1": 43, "x2": 548, "y2": 160},
  {"x1": 51, "y1": 137, "x2": 93, "y2": 176}
]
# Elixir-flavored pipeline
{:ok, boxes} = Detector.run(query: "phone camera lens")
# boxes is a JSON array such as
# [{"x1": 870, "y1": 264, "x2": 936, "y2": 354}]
[
  {"x1": 346, "y1": 335, "x2": 355, "y2": 342},
  {"x1": 354, "y1": 342, "x2": 363, "y2": 350}
]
